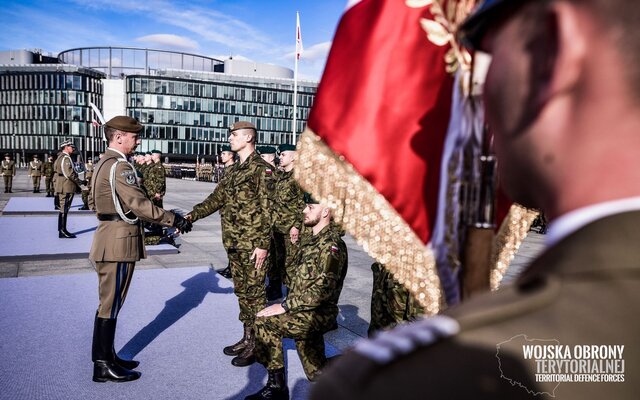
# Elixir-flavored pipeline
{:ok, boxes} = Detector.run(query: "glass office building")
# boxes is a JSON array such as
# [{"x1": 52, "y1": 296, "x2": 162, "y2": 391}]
[
  {"x1": 1, "y1": 47, "x2": 317, "y2": 162},
  {"x1": 126, "y1": 71, "x2": 316, "y2": 158},
  {"x1": 0, "y1": 63, "x2": 105, "y2": 163}
]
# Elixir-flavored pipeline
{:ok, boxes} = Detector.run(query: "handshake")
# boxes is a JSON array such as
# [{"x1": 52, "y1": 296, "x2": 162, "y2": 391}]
[{"x1": 172, "y1": 213, "x2": 193, "y2": 234}]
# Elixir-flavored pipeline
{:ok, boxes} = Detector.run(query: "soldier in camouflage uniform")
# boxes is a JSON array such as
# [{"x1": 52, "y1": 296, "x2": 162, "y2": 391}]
[
  {"x1": 247, "y1": 196, "x2": 348, "y2": 400},
  {"x1": 43, "y1": 155, "x2": 55, "y2": 197},
  {"x1": 258, "y1": 146, "x2": 277, "y2": 168},
  {"x1": 143, "y1": 150, "x2": 167, "y2": 245},
  {"x1": 217, "y1": 144, "x2": 237, "y2": 279},
  {"x1": 187, "y1": 121, "x2": 273, "y2": 367},
  {"x1": 269, "y1": 144, "x2": 305, "y2": 300},
  {"x1": 80, "y1": 159, "x2": 94, "y2": 210},
  {"x1": 367, "y1": 262, "x2": 424, "y2": 337}
]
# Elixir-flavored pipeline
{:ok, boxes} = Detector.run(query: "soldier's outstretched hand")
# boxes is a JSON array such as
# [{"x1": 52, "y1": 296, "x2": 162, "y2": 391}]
[
  {"x1": 256, "y1": 303, "x2": 285, "y2": 317},
  {"x1": 173, "y1": 213, "x2": 193, "y2": 234},
  {"x1": 251, "y1": 248, "x2": 268, "y2": 269}
]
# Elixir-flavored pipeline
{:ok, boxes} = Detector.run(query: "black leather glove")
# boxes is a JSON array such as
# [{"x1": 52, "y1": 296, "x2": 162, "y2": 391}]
[
  {"x1": 173, "y1": 213, "x2": 193, "y2": 234},
  {"x1": 81, "y1": 180, "x2": 88, "y2": 186}
]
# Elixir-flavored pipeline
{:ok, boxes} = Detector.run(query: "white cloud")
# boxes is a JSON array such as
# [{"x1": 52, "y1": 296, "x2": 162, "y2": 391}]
[{"x1": 136, "y1": 34, "x2": 199, "y2": 51}]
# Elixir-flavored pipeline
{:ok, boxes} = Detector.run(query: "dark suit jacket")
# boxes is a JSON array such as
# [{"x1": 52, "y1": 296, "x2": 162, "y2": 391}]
[{"x1": 311, "y1": 211, "x2": 640, "y2": 399}]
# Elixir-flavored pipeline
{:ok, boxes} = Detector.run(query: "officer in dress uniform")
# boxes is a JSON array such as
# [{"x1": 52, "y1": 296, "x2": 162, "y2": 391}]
[
  {"x1": 311, "y1": 1, "x2": 640, "y2": 399},
  {"x1": 53, "y1": 140, "x2": 83, "y2": 238},
  {"x1": 80, "y1": 159, "x2": 94, "y2": 210},
  {"x1": 246, "y1": 196, "x2": 348, "y2": 400},
  {"x1": 43, "y1": 155, "x2": 55, "y2": 197},
  {"x1": 1, "y1": 153, "x2": 16, "y2": 193},
  {"x1": 88, "y1": 116, "x2": 192, "y2": 383},
  {"x1": 187, "y1": 121, "x2": 273, "y2": 367},
  {"x1": 28, "y1": 154, "x2": 44, "y2": 193}
]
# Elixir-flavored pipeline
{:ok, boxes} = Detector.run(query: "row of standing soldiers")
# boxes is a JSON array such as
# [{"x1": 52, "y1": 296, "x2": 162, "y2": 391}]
[
  {"x1": 2, "y1": 153, "x2": 56, "y2": 195},
  {"x1": 131, "y1": 150, "x2": 169, "y2": 245}
]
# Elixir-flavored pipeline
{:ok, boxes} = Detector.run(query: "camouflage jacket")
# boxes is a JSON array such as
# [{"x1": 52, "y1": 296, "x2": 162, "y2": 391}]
[
  {"x1": 144, "y1": 162, "x2": 166, "y2": 197},
  {"x1": 190, "y1": 152, "x2": 274, "y2": 250},
  {"x1": 272, "y1": 169, "x2": 305, "y2": 234},
  {"x1": 42, "y1": 161, "x2": 54, "y2": 177},
  {"x1": 368, "y1": 262, "x2": 424, "y2": 335},
  {"x1": 283, "y1": 225, "x2": 348, "y2": 322},
  {"x1": 218, "y1": 163, "x2": 237, "y2": 249}
]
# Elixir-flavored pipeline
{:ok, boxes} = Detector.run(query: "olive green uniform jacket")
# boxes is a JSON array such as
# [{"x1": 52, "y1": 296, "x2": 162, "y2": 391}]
[
  {"x1": 89, "y1": 148, "x2": 175, "y2": 262},
  {"x1": 311, "y1": 212, "x2": 640, "y2": 399},
  {"x1": 53, "y1": 152, "x2": 81, "y2": 194}
]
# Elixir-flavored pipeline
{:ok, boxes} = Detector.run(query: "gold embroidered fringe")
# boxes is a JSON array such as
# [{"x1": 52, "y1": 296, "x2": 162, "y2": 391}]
[
  {"x1": 489, "y1": 204, "x2": 539, "y2": 290},
  {"x1": 295, "y1": 129, "x2": 443, "y2": 315}
]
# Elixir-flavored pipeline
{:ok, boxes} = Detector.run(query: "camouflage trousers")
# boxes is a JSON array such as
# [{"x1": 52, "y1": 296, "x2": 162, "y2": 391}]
[
  {"x1": 271, "y1": 230, "x2": 301, "y2": 288},
  {"x1": 45, "y1": 177, "x2": 54, "y2": 194},
  {"x1": 254, "y1": 312, "x2": 326, "y2": 380},
  {"x1": 228, "y1": 248, "x2": 267, "y2": 325},
  {"x1": 368, "y1": 262, "x2": 424, "y2": 337},
  {"x1": 81, "y1": 189, "x2": 90, "y2": 207}
]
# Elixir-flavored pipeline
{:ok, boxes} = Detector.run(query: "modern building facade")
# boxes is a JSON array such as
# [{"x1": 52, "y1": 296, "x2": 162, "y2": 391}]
[
  {"x1": 0, "y1": 52, "x2": 105, "y2": 164},
  {"x1": 0, "y1": 47, "x2": 318, "y2": 163}
]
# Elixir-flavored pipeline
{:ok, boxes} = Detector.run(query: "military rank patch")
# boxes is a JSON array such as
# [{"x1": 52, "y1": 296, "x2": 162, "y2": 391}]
[
  {"x1": 353, "y1": 316, "x2": 460, "y2": 364},
  {"x1": 121, "y1": 170, "x2": 136, "y2": 185}
]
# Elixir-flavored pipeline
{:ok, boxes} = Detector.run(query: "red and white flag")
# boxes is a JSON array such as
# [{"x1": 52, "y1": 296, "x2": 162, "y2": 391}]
[
  {"x1": 296, "y1": 12, "x2": 303, "y2": 60},
  {"x1": 295, "y1": 0, "x2": 460, "y2": 314}
]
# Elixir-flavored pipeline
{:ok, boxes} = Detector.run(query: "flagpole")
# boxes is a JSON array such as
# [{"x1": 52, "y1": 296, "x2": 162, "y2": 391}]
[{"x1": 292, "y1": 11, "x2": 300, "y2": 145}]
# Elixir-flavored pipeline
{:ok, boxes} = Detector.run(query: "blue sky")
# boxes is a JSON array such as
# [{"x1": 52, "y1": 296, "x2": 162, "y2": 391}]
[{"x1": 0, "y1": 0, "x2": 347, "y2": 81}]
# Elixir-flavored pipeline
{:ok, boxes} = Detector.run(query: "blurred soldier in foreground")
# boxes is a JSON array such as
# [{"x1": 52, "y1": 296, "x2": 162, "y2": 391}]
[
  {"x1": 43, "y1": 155, "x2": 55, "y2": 197},
  {"x1": 54, "y1": 140, "x2": 83, "y2": 238},
  {"x1": 217, "y1": 144, "x2": 237, "y2": 279},
  {"x1": 1, "y1": 153, "x2": 16, "y2": 193},
  {"x1": 367, "y1": 262, "x2": 423, "y2": 337},
  {"x1": 247, "y1": 197, "x2": 348, "y2": 400},
  {"x1": 267, "y1": 144, "x2": 306, "y2": 300},
  {"x1": 28, "y1": 154, "x2": 43, "y2": 193},
  {"x1": 80, "y1": 158, "x2": 94, "y2": 210},
  {"x1": 312, "y1": 0, "x2": 640, "y2": 398},
  {"x1": 88, "y1": 116, "x2": 191, "y2": 383},
  {"x1": 187, "y1": 121, "x2": 273, "y2": 367}
]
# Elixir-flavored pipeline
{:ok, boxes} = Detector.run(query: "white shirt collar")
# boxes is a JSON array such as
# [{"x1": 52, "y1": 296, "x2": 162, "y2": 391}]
[
  {"x1": 546, "y1": 196, "x2": 640, "y2": 247},
  {"x1": 107, "y1": 147, "x2": 128, "y2": 160}
]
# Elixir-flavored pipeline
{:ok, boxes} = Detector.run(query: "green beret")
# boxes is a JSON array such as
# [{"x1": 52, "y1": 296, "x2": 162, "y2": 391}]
[
  {"x1": 229, "y1": 121, "x2": 256, "y2": 132},
  {"x1": 151, "y1": 150, "x2": 161, "y2": 154},
  {"x1": 145, "y1": 151, "x2": 152, "y2": 156},
  {"x1": 278, "y1": 144, "x2": 296, "y2": 153},
  {"x1": 105, "y1": 116, "x2": 143, "y2": 133},
  {"x1": 303, "y1": 192, "x2": 319, "y2": 204},
  {"x1": 259, "y1": 146, "x2": 276, "y2": 155},
  {"x1": 221, "y1": 145, "x2": 232, "y2": 152}
]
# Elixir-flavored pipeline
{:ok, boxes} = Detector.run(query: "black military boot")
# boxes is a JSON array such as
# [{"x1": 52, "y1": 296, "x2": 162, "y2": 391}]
[
  {"x1": 223, "y1": 325, "x2": 251, "y2": 356},
  {"x1": 61, "y1": 212, "x2": 76, "y2": 238},
  {"x1": 232, "y1": 329, "x2": 256, "y2": 367},
  {"x1": 245, "y1": 368, "x2": 289, "y2": 400},
  {"x1": 92, "y1": 313, "x2": 139, "y2": 370},
  {"x1": 54, "y1": 194, "x2": 60, "y2": 210},
  {"x1": 219, "y1": 263, "x2": 232, "y2": 279},
  {"x1": 92, "y1": 317, "x2": 141, "y2": 383}
]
